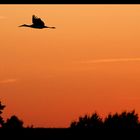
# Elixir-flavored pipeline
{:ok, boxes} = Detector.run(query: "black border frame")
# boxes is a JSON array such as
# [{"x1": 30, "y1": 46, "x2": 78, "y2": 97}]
[{"x1": 1, "y1": 0, "x2": 140, "y2": 4}]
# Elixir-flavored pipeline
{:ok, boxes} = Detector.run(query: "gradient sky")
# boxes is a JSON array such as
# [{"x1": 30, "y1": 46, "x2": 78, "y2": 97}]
[{"x1": 1, "y1": 4, "x2": 140, "y2": 128}]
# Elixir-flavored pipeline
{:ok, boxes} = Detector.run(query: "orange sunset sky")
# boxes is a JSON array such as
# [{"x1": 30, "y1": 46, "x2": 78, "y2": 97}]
[{"x1": 1, "y1": 4, "x2": 140, "y2": 128}]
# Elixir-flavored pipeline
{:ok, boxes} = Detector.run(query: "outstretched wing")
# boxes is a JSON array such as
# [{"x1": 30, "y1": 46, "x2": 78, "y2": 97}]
[{"x1": 32, "y1": 15, "x2": 45, "y2": 26}]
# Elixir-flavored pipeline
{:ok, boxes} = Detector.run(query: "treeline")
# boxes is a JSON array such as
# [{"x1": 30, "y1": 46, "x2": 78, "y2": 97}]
[
  {"x1": 0, "y1": 101, "x2": 24, "y2": 128},
  {"x1": 1, "y1": 100, "x2": 140, "y2": 129},
  {"x1": 70, "y1": 110, "x2": 140, "y2": 129}
]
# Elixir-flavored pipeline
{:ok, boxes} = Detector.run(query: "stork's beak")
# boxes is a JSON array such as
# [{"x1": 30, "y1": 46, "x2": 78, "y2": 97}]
[{"x1": 50, "y1": 27, "x2": 56, "y2": 29}]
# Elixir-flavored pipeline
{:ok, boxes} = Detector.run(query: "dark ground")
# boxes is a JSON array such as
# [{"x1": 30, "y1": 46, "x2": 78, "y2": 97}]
[{"x1": 0, "y1": 128, "x2": 140, "y2": 140}]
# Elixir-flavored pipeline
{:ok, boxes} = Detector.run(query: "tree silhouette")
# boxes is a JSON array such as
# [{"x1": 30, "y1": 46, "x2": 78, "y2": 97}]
[
  {"x1": 70, "y1": 112, "x2": 103, "y2": 129},
  {"x1": 104, "y1": 110, "x2": 139, "y2": 129},
  {"x1": 0, "y1": 101, "x2": 5, "y2": 127},
  {"x1": 0, "y1": 101, "x2": 24, "y2": 129},
  {"x1": 70, "y1": 110, "x2": 140, "y2": 129},
  {"x1": 3, "y1": 115, "x2": 24, "y2": 129}
]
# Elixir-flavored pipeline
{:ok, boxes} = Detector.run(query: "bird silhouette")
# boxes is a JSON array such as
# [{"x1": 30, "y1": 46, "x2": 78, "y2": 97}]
[{"x1": 19, "y1": 15, "x2": 56, "y2": 29}]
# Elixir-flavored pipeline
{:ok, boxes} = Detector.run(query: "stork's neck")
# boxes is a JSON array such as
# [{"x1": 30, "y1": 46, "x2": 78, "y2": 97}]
[{"x1": 19, "y1": 24, "x2": 32, "y2": 27}]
